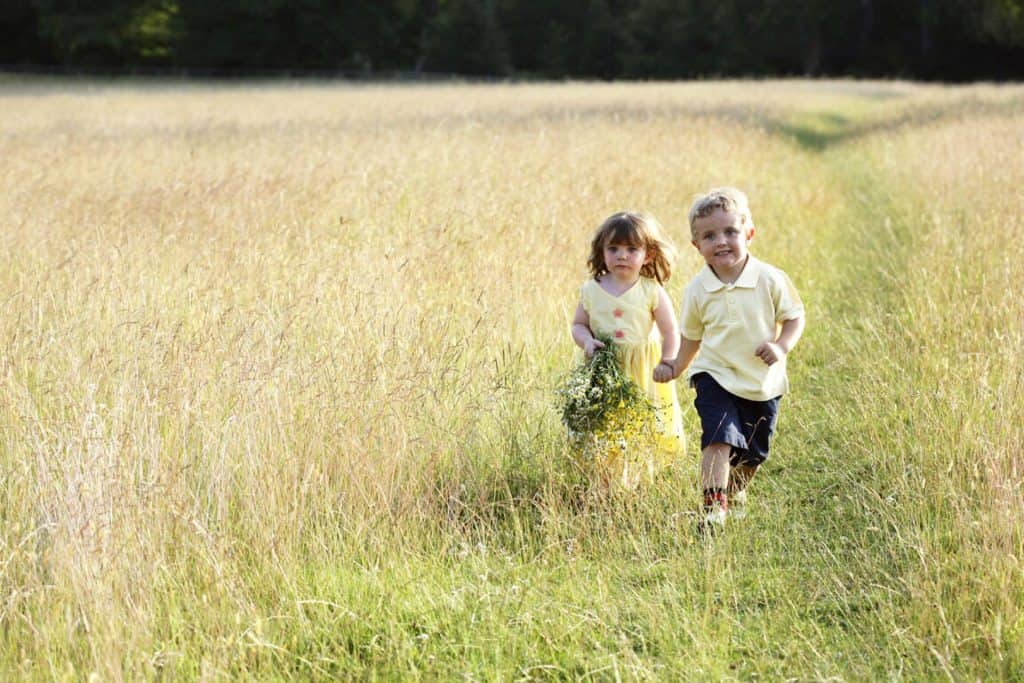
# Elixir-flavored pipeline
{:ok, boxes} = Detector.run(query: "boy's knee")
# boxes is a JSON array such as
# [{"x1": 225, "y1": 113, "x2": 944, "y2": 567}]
[
  {"x1": 703, "y1": 442, "x2": 732, "y2": 457},
  {"x1": 730, "y1": 451, "x2": 766, "y2": 468}
]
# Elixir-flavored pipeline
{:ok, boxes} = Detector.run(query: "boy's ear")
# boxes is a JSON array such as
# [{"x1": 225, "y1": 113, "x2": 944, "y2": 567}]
[{"x1": 745, "y1": 225, "x2": 755, "y2": 242}]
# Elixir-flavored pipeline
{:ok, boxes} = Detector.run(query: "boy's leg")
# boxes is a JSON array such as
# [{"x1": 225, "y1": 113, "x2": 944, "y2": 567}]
[
  {"x1": 726, "y1": 395, "x2": 780, "y2": 514},
  {"x1": 691, "y1": 373, "x2": 746, "y2": 531},
  {"x1": 728, "y1": 463, "x2": 759, "y2": 496},
  {"x1": 701, "y1": 442, "x2": 731, "y2": 524},
  {"x1": 726, "y1": 462, "x2": 757, "y2": 519},
  {"x1": 701, "y1": 442, "x2": 731, "y2": 493}
]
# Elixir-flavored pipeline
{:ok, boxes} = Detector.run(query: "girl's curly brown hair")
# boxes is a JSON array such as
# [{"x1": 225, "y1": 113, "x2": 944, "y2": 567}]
[{"x1": 587, "y1": 211, "x2": 677, "y2": 284}]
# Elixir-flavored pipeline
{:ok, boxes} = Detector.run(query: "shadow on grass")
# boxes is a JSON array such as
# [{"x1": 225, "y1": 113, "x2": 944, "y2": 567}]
[
  {"x1": 419, "y1": 434, "x2": 696, "y2": 555},
  {"x1": 765, "y1": 95, "x2": 1024, "y2": 152}
]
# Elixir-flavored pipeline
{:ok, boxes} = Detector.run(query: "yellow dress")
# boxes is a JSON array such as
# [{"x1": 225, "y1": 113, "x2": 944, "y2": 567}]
[{"x1": 579, "y1": 277, "x2": 685, "y2": 487}]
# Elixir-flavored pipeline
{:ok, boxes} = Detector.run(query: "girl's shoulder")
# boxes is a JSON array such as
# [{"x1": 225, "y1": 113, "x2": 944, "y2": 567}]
[
  {"x1": 636, "y1": 277, "x2": 664, "y2": 309},
  {"x1": 579, "y1": 277, "x2": 602, "y2": 297},
  {"x1": 578, "y1": 277, "x2": 602, "y2": 309},
  {"x1": 638, "y1": 276, "x2": 663, "y2": 291},
  {"x1": 639, "y1": 275, "x2": 665, "y2": 296}
]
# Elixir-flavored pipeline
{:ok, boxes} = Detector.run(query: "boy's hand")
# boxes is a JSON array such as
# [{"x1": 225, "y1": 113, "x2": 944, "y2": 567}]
[
  {"x1": 583, "y1": 338, "x2": 605, "y2": 358},
  {"x1": 755, "y1": 341, "x2": 785, "y2": 365},
  {"x1": 653, "y1": 360, "x2": 675, "y2": 383}
]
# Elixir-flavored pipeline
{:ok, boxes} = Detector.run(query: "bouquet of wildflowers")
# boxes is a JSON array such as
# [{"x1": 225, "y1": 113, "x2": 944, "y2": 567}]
[
  {"x1": 557, "y1": 339, "x2": 658, "y2": 487},
  {"x1": 556, "y1": 337, "x2": 656, "y2": 453}
]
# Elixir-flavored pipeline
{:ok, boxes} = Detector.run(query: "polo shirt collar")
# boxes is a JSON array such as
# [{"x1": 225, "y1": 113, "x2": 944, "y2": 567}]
[{"x1": 698, "y1": 255, "x2": 763, "y2": 292}]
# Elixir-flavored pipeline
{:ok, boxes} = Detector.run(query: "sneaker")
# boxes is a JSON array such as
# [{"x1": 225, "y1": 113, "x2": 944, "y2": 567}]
[
  {"x1": 697, "y1": 505, "x2": 727, "y2": 536},
  {"x1": 728, "y1": 489, "x2": 748, "y2": 520}
]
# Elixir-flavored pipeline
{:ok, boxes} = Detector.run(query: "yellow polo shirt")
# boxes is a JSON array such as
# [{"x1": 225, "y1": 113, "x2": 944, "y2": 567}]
[{"x1": 680, "y1": 256, "x2": 804, "y2": 401}]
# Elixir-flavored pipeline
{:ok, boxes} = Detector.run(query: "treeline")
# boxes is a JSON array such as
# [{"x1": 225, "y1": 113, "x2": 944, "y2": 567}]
[{"x1": 4, "y1": 0, "x2": 1024, "y2": 80}]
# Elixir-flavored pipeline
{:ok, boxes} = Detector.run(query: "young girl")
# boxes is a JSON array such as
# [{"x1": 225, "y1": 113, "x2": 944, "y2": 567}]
[{"x1": 571, "y1": 211, "x2": 685, "y2": 487}]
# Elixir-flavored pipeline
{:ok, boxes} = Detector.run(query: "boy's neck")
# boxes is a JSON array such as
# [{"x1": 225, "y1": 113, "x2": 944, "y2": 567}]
[{"x1": 709, "y1": 255, "x2": 749, "y2": 285}]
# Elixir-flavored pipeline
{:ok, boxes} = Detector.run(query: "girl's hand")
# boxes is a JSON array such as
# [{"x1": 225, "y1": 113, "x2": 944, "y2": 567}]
[
  {"x1": 653, "y1": 360, "x2": 675, "y2": 383},
  {"x1": 755, "y1": 341, "x2": 785, "y2": 366},
  {"x1": 583, "y1": 337, "x2": 605, "y2": 358}
]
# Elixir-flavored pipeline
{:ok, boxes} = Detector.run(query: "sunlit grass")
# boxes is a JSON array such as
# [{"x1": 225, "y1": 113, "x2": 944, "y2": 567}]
[{"x1": 1, "y1": 79, "x2": 1022, "y2": 679}]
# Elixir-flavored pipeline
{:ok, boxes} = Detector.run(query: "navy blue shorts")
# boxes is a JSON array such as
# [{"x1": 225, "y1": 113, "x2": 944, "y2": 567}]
[{"x1": 691, "y1": 372, "x2": 781, "y2": 466}]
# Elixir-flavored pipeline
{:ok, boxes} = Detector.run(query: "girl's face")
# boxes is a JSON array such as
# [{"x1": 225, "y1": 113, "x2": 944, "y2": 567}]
[
  {"x1": 603, "y1": 240, "x2": 650, "y2": 283},
  {"x1": 691, "y1": 208, "x2": 754, "y2": 281}
]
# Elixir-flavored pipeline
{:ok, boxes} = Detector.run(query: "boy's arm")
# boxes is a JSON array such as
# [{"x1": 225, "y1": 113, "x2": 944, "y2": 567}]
[
  {"x1": 571, "y1": 302, "x2": 604, "y2": 358},
  {"x1": 674, "y1": 284, "x2": 702, "y2": 380},
  {"x1": 755, "y1": 316, "x2": 805, "y2": 366},
  {"x1": 652, "y1": 287, "x2": 680, "y2": 382},
  {"x1": 671, "y1": 336, "x2": 701, "y2": 379}
]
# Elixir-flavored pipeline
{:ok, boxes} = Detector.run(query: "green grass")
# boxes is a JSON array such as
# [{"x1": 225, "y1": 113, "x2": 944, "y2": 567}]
[{"x1": 1, "y1": 80, "x2": 1022, "y2": 680}]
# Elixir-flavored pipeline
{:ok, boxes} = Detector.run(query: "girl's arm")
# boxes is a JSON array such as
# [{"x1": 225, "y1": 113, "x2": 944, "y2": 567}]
[
  {"x1": 652, "y1": 287, "x2": 680, "y2": 382},
  {"x1": 571, "y1": 303, "x2": 604, "y2": 358},
  {"x1": 755, "y1": 316, "x2": 805, "y2": 365}
]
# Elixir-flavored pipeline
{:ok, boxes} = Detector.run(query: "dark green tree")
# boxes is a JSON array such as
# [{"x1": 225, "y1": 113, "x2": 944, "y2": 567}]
[
  {"x1": 578, "y1": 0, "x2": 626, "y2": 78},
  {"x1": 170, "y1": 0, "x2": 417, "y2": 71},
  {"x1": 33, "y1": 0, "x2": 171, "y2": 66},
  {"x1": 978, "y1": 0, "x2": 1024, "y2": 44},
  {"x1": 421, "y1": 0, "x2": 509, "y2": 75},
  {"x1": 4, "y1": 0, "x2": 1024, "y2": 79},
  {"x1": 0, "y1": 0, "x2": 52, "y2": 64},
  {"x1": 622, "y1": 0, "x2": 709, "y2": 78}
]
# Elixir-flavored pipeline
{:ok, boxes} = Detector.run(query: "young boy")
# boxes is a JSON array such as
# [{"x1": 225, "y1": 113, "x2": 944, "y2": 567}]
[{"x1": 670, "y1": 187, "x2": 805, "y2": 531}]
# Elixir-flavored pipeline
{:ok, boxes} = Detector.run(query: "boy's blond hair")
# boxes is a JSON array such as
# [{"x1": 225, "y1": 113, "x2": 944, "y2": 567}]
[{"x1": 688, "y1": 187, "x2": 753, "y2": 237}]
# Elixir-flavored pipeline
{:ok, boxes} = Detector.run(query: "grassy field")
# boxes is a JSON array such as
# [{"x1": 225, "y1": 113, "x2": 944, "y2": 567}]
[{"x1": 1, "y1": 77, "x2": 1023, "y2": 680}]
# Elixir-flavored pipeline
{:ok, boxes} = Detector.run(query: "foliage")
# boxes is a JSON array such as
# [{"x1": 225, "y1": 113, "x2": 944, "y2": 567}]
[
  {"x1": 7, "y1": 0, "x2": 1024, "y2": 78},
  {"x1": 421, "y1": 0, "x2": 509, "y2": 76}
]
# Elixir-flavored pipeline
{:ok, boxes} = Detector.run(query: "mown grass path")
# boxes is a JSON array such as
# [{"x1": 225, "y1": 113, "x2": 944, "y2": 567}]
[{"x1": 734, "y1": 100, "x2": 1023, "y2": 679}]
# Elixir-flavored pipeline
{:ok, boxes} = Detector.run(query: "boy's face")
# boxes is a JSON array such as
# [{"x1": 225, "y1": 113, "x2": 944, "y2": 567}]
[{"x1": 691, "y1": 209, "x2": 754, "y2": 279}]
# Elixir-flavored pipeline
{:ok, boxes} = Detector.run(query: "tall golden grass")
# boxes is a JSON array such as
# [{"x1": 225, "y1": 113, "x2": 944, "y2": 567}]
[{"x1": 1, "y1": 78, "x2": 1021, "y2": 679}]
